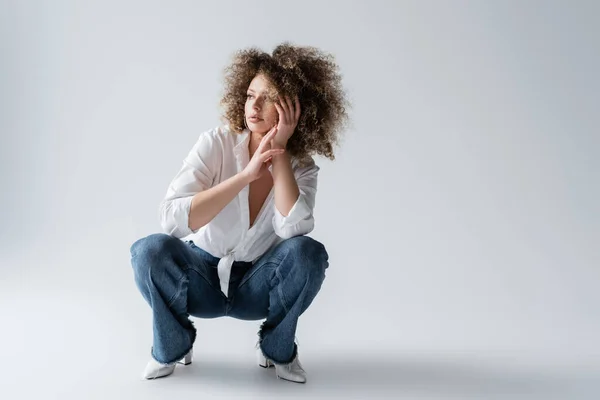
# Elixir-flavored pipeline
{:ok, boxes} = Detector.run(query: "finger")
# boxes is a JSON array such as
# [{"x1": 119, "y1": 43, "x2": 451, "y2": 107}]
[
  {"x1": 274, "y1": 102, "x2": 286, "y2": 124},
  {"x1": 277, "y1": 96, "x2": 287, "y2": 114},
  {"x1": 264, "y1": 125, "x2": 277, "y2": 141},
  {"x1": 278, "y1": 96, "x2": 290, "y2": 122},
  {"x1": 264, "y1": 148, "x2": 285, "y2": 158},
  {"x1": 257, "y1": 126, "x2": 277, "y2": 151},
  {"x1": 285, "y1": 96, "x2": 294, "y2": 118},
  {"x1": 265, "y1": 126, "x2": 278, "y2": 142},
  {"x1": 260, "y1": 149, "x2": 285, "y2": 161},
  {"x1": 294, "y1": 96, "x2": 301, "y2": 121}
]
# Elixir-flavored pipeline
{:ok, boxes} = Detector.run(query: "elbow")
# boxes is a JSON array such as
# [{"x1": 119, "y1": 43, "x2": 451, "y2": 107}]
[
  {"x1": 160, "y1": 219, "x2": 183, "y2": 238},
  {"x1": 274, "y1": 217, "x2": 315, "y2": 240},
  {"x1": 159, "y1": 200, "x2": 194, "y2": 239},
  {"x1": 158, "y1": 202, "x2": 179, "y2": 237},
  {"x1": 187, "y1": 218, "x2": 207, "y2": 234}
]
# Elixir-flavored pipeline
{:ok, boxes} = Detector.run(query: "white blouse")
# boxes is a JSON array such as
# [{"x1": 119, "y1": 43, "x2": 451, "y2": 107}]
[{"x1": 158, "y1": 124, "x2": 319, "y2": 297}]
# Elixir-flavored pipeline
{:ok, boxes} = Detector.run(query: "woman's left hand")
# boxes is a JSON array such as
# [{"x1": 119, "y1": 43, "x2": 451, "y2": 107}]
[{"x1": 272, "y1": 95, "x2": 301, "y2": 149}]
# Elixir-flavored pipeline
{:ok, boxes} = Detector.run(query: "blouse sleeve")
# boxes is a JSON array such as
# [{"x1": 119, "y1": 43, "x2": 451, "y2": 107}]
[
  {"x1": 158, "y1": 130, "x2": 220, "y2": 238},
  {"x1": 272, "y1": 159, "x2": 319, "y2": 239}
]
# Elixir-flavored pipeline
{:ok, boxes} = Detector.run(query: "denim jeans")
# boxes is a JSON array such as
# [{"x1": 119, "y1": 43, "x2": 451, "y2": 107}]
[{"x1": 129, "y1": 233, "x2": 329, "y2": 365}]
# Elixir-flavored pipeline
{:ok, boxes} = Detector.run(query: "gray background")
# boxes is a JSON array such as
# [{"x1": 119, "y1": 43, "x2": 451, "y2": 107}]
[{"x1": 1, "y1": 0, "x2": 598, "y2": 398}]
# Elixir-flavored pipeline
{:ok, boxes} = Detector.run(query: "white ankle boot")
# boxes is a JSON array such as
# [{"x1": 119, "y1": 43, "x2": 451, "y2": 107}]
[
  {"x1": 256, "y1": 347, "x2": 307, "y2": 383},
  {"x1": 142, "y1": 348, "x2": 193, "y2": 380}
]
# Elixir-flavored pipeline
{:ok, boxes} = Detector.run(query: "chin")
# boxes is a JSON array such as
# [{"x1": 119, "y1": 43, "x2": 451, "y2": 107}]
[{"x1": 248, "y1": 121, "x2": 269, "y2": 133}]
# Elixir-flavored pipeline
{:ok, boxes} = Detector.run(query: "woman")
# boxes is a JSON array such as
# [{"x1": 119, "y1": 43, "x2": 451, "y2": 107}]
[{"x1": 129, "y1": 42, "x2": 348, "y2": 383}]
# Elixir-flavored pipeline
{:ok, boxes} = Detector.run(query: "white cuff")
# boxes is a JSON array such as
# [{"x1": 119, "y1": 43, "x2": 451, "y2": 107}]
[
  {"x1": 161, "y1": 196, "x2": 198, "y2": 238},
  {"x1": 272, "y1": 195, "x2": 312, "y2": 233}
]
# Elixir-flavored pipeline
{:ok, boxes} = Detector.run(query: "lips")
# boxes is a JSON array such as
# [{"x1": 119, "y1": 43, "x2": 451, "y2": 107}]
[{"x1": 248, "y1": 115, "x2": 262, "y2": 122}]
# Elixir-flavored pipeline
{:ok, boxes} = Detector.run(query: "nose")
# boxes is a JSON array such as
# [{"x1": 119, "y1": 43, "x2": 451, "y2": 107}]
[{"x1": 253, "y1": 96, "x2": 266, "y2": 109}]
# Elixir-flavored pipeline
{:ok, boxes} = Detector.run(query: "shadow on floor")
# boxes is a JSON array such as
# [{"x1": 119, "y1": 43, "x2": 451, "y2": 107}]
[{"x1": 160, "y1": 353, "x2": 598, "y2": 399}]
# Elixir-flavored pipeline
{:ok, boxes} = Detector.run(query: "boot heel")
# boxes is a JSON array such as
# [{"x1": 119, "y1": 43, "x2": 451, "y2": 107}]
[
  {"x1": 257, "y1": 350, "x2": 274, "y2": 368},
  {"x1": 178, "y1": 349, "x2": 193, "y2": 365},
  {"x1": 257, "y1": 350, "x2": 268, "y2": 368},
  {"x1": 258, "y1": 356, "x2": 269, "y2": 368}
]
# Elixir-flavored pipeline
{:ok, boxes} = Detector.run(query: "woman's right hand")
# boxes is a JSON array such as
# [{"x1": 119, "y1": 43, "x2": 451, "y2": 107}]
[{"x1": 242, "y1": 126, "x2": 285, "y2": 182}]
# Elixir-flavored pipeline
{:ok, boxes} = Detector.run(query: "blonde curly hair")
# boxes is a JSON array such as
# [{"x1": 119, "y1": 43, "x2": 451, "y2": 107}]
[{"x1": 220, "y1": 42, "x2": 350, "y2": 163}]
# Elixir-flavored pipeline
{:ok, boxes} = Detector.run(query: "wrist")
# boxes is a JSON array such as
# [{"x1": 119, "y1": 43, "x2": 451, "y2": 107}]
[
  {"x1": 238, "y1": 170, "x2": 253, "y2": 184},
  {"x1": 271, "y1": 141, "x2": 287, "y2": 150},
  {"x1": 271, "y1": 150, "x2": 290, "y2": 166}
]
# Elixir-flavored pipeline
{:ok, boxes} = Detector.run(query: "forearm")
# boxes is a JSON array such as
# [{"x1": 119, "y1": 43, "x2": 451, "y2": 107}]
[
  {"x1": 271, "y1": 151, "x2": 299, "y2": 216},
  {"x1": 188, "y1": 172, "x2": 251, "y2": 231}
]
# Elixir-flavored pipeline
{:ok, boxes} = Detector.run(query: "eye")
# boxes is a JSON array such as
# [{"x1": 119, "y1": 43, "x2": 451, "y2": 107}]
[{"x1": 246, "y1": 94, "x2": 253, "y2": 99}]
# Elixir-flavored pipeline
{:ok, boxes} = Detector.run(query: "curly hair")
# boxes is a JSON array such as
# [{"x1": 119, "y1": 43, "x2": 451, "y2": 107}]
[{"x1": 220, "y1": 42, "x2": 350, "y2": 163}]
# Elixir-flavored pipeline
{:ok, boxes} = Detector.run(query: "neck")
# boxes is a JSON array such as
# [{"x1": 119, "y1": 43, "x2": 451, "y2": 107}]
[{"x1": 248, "y1": 130, "x2": 267, "y2": 157}]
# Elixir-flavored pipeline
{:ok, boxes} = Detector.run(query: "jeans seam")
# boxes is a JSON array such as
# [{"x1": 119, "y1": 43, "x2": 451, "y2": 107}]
[
  {"x1": 165, "y1": 269, "x2": 189, "y2": 308},
  {"x1": 275, "y1": 268, "x2": 290, "y2": 313},
  {"x1": 238, "y1": 260, "x2": 281, "y2": 289},
  {"x1": 186, "y1": 265, "x2": 228, "y2": 301}
]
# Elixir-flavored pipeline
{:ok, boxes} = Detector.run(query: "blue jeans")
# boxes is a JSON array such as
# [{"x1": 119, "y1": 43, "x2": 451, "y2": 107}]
[{"x1": 129, "y1": 233, "x2": 329, "y2": 365}]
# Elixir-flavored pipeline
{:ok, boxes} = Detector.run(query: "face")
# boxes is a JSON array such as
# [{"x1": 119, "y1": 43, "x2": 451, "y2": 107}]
[{"x1": 244, "y1": 74, "x2": 279, "y2": 134}]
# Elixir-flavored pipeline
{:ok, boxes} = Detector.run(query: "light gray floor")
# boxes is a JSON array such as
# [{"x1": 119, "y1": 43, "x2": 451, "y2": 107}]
[{"x1": 2, "y1": 252, "x2": 598, "y2": 400}]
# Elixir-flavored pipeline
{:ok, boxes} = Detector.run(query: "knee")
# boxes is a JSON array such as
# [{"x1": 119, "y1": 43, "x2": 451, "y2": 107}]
[
  {"x1": 281, "y1": 235, "x2": 329, "y2": 277},
  {"x1": 130, "y1": 233, "x2": 174, "y2": 258},
  {"x1": 130, "y1": 233, "x2": 177, "y2": 275}
]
